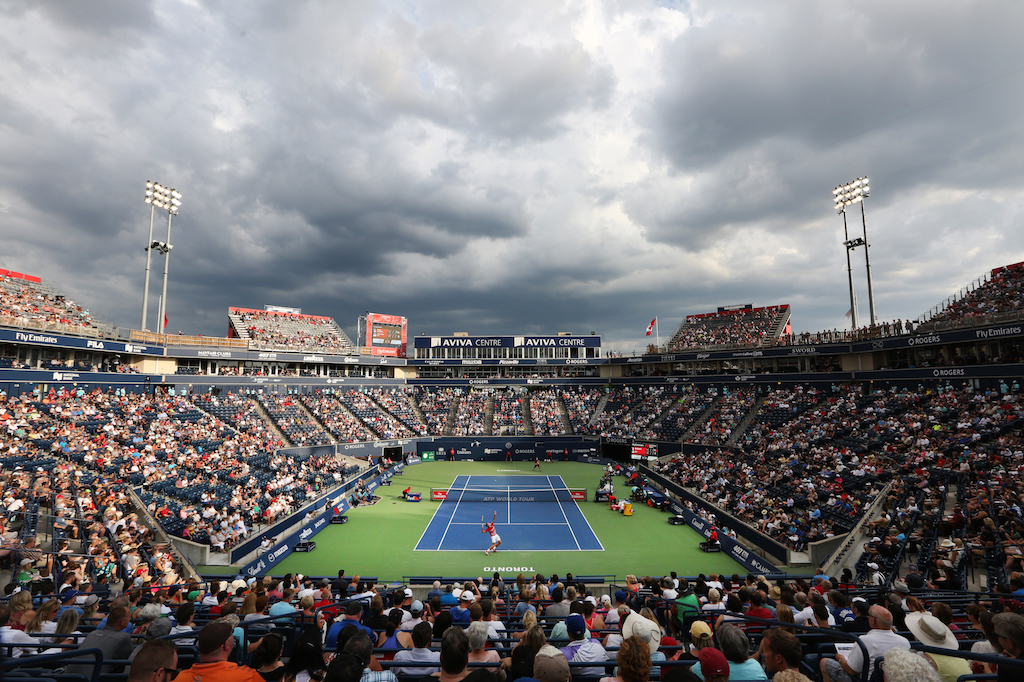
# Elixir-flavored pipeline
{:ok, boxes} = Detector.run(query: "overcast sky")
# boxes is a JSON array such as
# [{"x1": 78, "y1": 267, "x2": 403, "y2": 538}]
[{"x1": 2, "y1": 1, "x2": 1023, "y2": 352}]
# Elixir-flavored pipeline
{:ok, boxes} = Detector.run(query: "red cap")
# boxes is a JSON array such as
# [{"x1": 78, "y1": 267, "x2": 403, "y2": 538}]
[{"x1": 698, "y1": 648, "x2": 729, "y2": 677}]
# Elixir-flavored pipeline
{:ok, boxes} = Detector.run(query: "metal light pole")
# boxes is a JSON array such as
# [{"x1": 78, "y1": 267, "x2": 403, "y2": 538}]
[
  {"x1": 859, "y1": 197, "x2": 877, "y2": 326},
  {"x1": 141, "y1": 183, "x2": 181, "y2": 333},
  {"x1": 833, "y1": 176, "x2": 875, "y2": 327},
  {"x1": 158, "y1": 201, "x2": 175, "y2": 333},
  {"x1": 840, "y1": 210, "x2": 858, "y2": 329}
]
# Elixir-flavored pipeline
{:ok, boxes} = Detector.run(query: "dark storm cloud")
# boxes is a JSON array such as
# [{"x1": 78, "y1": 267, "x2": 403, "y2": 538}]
[
  {"x1": 1, "y1": 1, "x2": 1023, "y2": 350},
  {"x1": 1, "y1": 0, "x2": 156, "y2": 34},
  {"x1": 636, "y1": 2, "x2": 1024, "y2": 250},
  {"x1": 417, "y1": 27, "x2": 616, "y2": 141}
]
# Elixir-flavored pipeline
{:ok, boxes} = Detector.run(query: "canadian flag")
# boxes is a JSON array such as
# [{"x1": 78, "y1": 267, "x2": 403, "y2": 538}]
[{"x1": 645, "y1": 318, "x2": 656, "y2": 336}]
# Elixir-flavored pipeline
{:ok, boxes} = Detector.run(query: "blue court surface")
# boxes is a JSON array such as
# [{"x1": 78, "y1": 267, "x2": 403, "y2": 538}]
[{"x1": 415, "y1": 475, "x2": 604, "y2": 552}]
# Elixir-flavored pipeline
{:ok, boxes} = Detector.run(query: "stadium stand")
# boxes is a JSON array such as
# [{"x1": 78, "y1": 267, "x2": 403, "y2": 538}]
[
  {"x1": 451, "y1": 390, "x2": 487, "y2": 436},
  {"x1": 256, "y1": 394, "x2": 334, "y2": 446},
  {"x1": 413, "y1": 387, "x2": 457, "y2": 436},
  {"x1": 528, "y1": 388, "x2": 568, "y2": 436},
  {"x1": 687, "y1": 389, "x2": 758, "y2": 446},
  {"x1": 4, "y1": 379, "x2": 1024, "y2": 682},
  {"x1": 926, "y1": 261, "x2": 1024, "y2": 327},
  {"x1": 228, "y1": 306, "x2": 357, "y2": 353},
  {"x1": 298, "y1": 391, "x2": 377, "y2": 443},
  {"x1": 364, "y1": 386, "x2": 427, "y2": 436},
  {"x1": 639, "y1": 389, "x2": 716, "y2": 442},
  {"x1": 585, "y1": 387, "x2": 645, "y2": 437},
  {"x1": 491, "y1": 391, "x2": 524, "y2": 435},
  {"x1": 562, "y1": 387, "x2": 605, "y2": 435},
  {"x1": 668, "y1": 305, "x2": 789, "y2": 351},
  {"x1": 0, "y1": 269, "x2": 113, "y2": 336},
  {"x1": 587, "y1": 387, "x2": 681, "y2": 440},
  {"x1": 7, "y1": 263, "x2": 1024, "y2": 682},
  {"x1": 334, "y1": 388, "x2": 417, "y2": 439}
]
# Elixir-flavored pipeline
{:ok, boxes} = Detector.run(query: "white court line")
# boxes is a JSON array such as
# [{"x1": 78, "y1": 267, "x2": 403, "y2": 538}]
[
  {"x1": 551, "y1": 474, "x2": 605, "y2": 551},
  {"x1": 507, "y1": 485, "x2": 511, "y2": 525},
  {"x1": 547, "y1": 475, "x2": 582, "y2": 551},
  {"x1": 436, "y1": 477, "x2": 468, "y2": 551},
  {"x1": 447, "y1": 521, "x2": 571, "y2": 526},
  {"x1": 412, "y1": 478, "x2": 467, "y2": 550}
]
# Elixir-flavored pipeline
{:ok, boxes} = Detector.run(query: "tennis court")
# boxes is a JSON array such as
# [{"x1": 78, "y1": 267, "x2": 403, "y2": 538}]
[{"x1": 415, "y1": 474, "x2": 604, "y2": 552}]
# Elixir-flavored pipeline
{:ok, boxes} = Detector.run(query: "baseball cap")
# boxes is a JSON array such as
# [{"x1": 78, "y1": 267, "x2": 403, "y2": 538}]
[
  {"x1": 147, "y1": 617, "x2": 173, "y2": 639},
  {"x1": 698, "y1": 648, "x2": 729, "y2": 677},
  {"x1": 690, "y1": 620, "x2": 712, "y2": 639},
  {"x1": 461, "y1": 591, "x2": 474, "y2": 602},
  {"x1": 410, "y1": 600, "x2": 424, "y2": 615},
  {"x1": 614, "y1": 590, "x2": 628, "y2": 603},
  {"x1": 533, "y1": 645, "x2": 570, "y2": 682},
  {"x1": 61, "y1": 589, "x2": 79, "y2": 602},
  {"x1": 404, "y1": 587, "x2": 414, "y2": 599},
  {"x1": 867, "y1": 562, "x2": 879, "y2": 570},
  {"x1": 565, "y1": 614, "x2": 587, "y2": 637}
]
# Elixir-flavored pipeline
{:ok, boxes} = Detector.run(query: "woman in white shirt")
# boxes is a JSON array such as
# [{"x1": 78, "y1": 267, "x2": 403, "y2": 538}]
[{"x1": 701, "y1": 588, "x2": 726, "y2": 613}]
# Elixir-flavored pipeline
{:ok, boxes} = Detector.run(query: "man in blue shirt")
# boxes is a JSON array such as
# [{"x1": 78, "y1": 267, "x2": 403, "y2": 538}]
[
  {"x1": 326, "y1": 601, "x2": 376, "y2": 650},
  {"x1": 449, "y1": 592, "x2": 473, "y2": 625},
  {"x1": 268, "y1": 588, "x2": 298, "y2": 618},
  {"x1": 439, "y1": 584, "x2": 458, "y2": 606}
]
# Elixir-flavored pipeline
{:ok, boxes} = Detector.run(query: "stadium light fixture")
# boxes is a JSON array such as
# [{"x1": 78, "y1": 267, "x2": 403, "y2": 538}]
[
  {"x1": 833, "y1": 176, "x2": 877, "y2": 327},
  {"x1": 141, "y1": 181, "x2": 181, "y2": 333}
]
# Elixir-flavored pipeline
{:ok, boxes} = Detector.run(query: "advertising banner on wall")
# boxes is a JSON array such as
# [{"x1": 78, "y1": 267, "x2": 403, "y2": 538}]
[
  {"x1": 642, "y1": 466, "x2": 788, "y2": 564},
  {"x1": 241, "y1": 505, "x2": 342, "y2": 577},
  {"x1": 420, "y1": 437, "x2": 598, "y2": 462},
  {"x1": 229, "y1": 461, "x2": 384, "y2": 562},
  {"x1": 666, "y1": 501, "x2": 782, "y2": 575},
  {"x1": 0, "y1": 328, "x2": 164, "y2": 355},
  {"x1": 239, "y1": 463, "x2": 405, "y2": 576}
]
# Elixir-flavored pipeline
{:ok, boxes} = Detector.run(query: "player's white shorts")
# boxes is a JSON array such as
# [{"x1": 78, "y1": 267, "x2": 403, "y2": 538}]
[{"x1": 490, "y1": 534, "x2": 501, "y2": 544}]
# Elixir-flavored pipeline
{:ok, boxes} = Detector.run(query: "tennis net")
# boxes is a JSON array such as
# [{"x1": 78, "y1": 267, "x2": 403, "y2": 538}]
[{"x1": 430, "y1": 487, "x2": 587, "y2": 503}]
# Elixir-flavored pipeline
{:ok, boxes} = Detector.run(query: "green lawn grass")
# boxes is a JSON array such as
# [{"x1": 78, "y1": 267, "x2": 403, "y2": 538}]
[{"x1": 200, "y1": 461, "x2": 749, "y2": 581}]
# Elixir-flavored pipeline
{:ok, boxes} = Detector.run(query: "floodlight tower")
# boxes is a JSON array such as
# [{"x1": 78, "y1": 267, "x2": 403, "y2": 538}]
[
  {"x1": 142, "y1": 181, "x2": 182, "y2": 332},
  {"x1": 833, "y1": 176, "x2": 876, "y2": 327}
]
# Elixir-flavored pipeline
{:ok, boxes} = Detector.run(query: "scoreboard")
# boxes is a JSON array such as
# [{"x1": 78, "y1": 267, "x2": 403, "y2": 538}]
[
  {"x1": 361, "y1": 312, "x2": 407, "y2": 357},
  {"x1": 631, "y1": 443, "x2": 658, "y2": 460}
]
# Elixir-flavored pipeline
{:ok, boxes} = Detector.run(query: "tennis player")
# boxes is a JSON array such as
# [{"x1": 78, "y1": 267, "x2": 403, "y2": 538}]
[{"x1": 482, "y1": 512, "x2": 502, "y2": 555}]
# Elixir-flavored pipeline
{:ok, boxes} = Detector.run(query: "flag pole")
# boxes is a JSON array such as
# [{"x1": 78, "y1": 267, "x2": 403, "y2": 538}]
[{"x1": 656, "y1": 317, "x2": 660, "y2": 349}]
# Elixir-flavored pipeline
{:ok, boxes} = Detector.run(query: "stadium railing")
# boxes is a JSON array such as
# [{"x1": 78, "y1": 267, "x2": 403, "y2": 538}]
[{"x1": 129, "y1": 329, "x2": 248, "y2": 348}]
